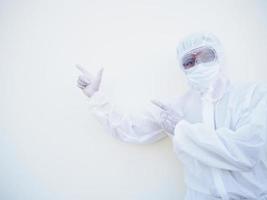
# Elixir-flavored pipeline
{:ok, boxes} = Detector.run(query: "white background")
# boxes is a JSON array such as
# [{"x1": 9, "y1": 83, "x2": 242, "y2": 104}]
[{"x1": 0, "y1": 0, "x2": 267, "y2": 199}]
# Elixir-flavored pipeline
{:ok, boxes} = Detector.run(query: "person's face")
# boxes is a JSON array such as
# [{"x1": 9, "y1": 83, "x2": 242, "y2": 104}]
[{"x1": 181, "y1": 46, "x2": 217, "y2": 70}]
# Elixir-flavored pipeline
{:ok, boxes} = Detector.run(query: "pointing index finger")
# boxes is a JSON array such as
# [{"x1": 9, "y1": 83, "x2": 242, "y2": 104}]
[
  {"x1": 76, "y1": 64, "x2": 87, "y2": 74},
  {"x1": 76, "y1": 64, "x2": 93, "y2": 78},
  {"x1": 151, "y1": 100, "x2": 168, "y2": 111}
]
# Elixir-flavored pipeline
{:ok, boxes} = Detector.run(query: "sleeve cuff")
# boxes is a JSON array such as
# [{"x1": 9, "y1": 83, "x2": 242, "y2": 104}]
[{"x1": 88, "y1": 90, "x2": 109, "y2": 107}]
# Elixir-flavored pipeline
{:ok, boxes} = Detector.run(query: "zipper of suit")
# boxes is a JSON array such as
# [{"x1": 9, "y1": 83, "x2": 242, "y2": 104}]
[{"x1": 202, "y1": 97, "x2": 229, "y2": 200}]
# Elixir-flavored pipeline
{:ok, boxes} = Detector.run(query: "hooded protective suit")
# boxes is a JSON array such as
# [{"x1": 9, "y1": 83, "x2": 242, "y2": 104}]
[{"x1": 85, "y1": 33, "x2": 267, "y2": 199}]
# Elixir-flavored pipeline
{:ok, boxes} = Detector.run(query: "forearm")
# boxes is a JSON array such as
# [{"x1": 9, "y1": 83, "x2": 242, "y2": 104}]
[
  {"x1": 88, "y1": 90, "x2": 167, "y2": 144},
  {"x1": 172, "y1": 119, "x2": 266, "y2": 171}
]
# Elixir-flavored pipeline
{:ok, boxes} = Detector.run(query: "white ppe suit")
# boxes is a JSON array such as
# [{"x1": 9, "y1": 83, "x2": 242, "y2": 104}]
[{"x1": 86, "y1": 33, "x2": 267, "y2": 199}]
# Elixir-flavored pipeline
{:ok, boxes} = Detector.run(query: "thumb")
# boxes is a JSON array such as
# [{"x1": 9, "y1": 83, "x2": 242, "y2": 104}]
[
  {"x1": 93, "y1": 68, "x2": 104, "y2": 90},
  {"x1": 96, "y1": 67, "x2": 104, "y2": 80}
]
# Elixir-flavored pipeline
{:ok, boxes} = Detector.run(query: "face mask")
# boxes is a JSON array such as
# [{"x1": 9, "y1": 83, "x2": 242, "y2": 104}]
[{"x1": 184, "y1": 62, "x2": 220, "y2": 93}]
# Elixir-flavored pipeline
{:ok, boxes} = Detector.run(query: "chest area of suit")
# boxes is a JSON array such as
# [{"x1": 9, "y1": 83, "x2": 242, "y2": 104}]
[{"x1": 181, "y1": 93, "x2": 232, "y2": 129}]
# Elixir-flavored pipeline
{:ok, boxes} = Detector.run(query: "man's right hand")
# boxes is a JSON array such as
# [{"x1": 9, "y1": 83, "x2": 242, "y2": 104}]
[
  {"x1": 151, "y1": 100, "x2": 184, "y2": 138},
  {"x1": 76, "y1": 65, "x2": 104, "y2": 98}
]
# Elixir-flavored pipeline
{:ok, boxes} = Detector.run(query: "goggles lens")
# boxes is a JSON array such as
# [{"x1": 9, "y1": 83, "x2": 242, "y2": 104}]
[{"x1": 182, "y1": 47, "x2": 216, "y2": 69}]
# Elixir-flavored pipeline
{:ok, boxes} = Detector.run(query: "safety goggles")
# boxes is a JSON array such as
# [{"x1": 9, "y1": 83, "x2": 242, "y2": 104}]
[{"x1": 182, "y1": 46, "x2": 217, "y2": 70}]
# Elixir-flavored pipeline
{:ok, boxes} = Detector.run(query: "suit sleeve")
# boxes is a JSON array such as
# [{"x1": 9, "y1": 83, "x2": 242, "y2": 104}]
[
  {"x1": 172, "y1": 89, "x2": 267, "y2": 172},
  {"x1": 87, "y1": 90, "x2": 167, "y2": 144}
]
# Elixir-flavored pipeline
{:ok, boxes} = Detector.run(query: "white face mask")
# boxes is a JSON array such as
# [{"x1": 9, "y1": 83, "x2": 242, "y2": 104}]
[{"x1": 184, "y1": 62, "x2": 220, "y2": 93}]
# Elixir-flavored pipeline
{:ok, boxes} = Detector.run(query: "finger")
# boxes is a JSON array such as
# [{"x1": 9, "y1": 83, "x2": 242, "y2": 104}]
[
  {"x1": 162, "y1": 115, "x2": 167, "y2": 123},
  {"x1": 160, "y1": 111, "x2": 168, "y2": 119},
  {"x1": 78, "y1": 79, "x2": 88, "y2": 87},
  {"x1": 77, "y1": 79, "x2": 87, "y2": 86},
  {"x1": 93, "y1": 68, "x2": 104, "y2": 89},
  {"x1": 76, "y1": 64, "x2": 88, "y2": 74},
  {"x1": 79, "y1": 75, "x2": 92, "y2": 84},
  {"x1": 78, "y1": 76, "x2": 89, "y2": 84},
  {"x1": 96, "y1": 67, "x2": 104, "y2": 81},
  {"x1": 76, "y1": 64, "x2": 93, "y2": 78},
  {"x1": 78, "y1": 76, "x2": 91, "y2": 85},
  {"x1": 77, "y1": 78, "x2": 88, "y2": 87},
  {"x1": 77, "y1": 83, "x2": 85, "y2": 89},
  {"x1": 150, "y1": 100, "x2": 168, "y2": 111},
  {"x1": 76, "y1": 64, "x2": 87, "y2": 73}
]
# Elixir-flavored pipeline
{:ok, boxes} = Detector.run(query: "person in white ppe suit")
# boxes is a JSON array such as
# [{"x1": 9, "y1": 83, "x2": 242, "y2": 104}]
[{"x1": 76, "y1": 33, "x2": 267, "y2": 200}]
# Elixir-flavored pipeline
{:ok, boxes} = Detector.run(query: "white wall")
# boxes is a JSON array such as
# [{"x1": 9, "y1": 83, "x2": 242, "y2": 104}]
[{"x1": 0, "y1": 0, "x2": 267, "y2": 199}]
